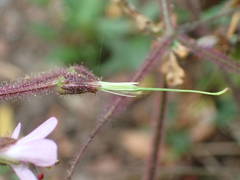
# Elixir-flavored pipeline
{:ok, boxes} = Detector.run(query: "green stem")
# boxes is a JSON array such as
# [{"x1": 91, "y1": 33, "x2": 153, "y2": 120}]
[
  {"x1": 0, "y1": 157, "x2": 19, "y2": 165},
  {"x1": 134, "y1": 87, "x2": 228, "y2": 96}
]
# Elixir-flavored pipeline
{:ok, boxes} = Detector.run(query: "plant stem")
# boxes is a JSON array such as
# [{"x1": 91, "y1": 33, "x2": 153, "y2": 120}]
[
  {"x1": 178, "y1": 34, "x2": 240, "y2": 74},
  {"x1": 136, "y1": 87, "x2": 228, "y2": 96},
  {"x1": 144, "y1": 80, "x2": 168, "y2": 180},
  {"x1": 159, "y1": 0, "x2": 174, "y2": 34},
  {"x1": 65, "y1": 97, "x2": 123, "y2": 180},
  {"x1": 179, "y1": 7, "x2": 240, "y2": 34}
]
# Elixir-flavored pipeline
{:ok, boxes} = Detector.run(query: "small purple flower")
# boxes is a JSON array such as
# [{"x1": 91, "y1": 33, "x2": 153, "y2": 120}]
[{"x1": 0, "y1": 117, "x2": 58, "y2": 180}]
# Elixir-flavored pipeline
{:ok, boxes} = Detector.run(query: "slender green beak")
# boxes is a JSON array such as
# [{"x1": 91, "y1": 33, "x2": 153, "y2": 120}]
[{"x1": 97, "y1": 81, "x2": 229, "y2": 97}]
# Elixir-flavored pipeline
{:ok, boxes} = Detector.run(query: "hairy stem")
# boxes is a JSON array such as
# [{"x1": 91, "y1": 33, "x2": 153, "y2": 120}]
[{"x1": 0, "y1": 66, "x2": 99, "y2": 102}]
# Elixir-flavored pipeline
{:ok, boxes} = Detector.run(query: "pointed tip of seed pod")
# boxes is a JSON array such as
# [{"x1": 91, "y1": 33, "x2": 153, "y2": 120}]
[{"x1": 217, "y1": 87, "x2": 229, "y2": 95}]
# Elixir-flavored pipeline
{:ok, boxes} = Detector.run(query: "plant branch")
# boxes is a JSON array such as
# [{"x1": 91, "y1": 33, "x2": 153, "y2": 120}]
[
  {"x1": 178, "y1": 34, "x2": 240, "y2": 74},
  {"x1": 65, "y1": 36, "x2": 174, "y2": 180},
  {"x1": 179, "y1": 7, "x2": 240, "y2": 34},
  {"x1": 114, "y1": 0, "x2": 163, "y2": 33},
  {"x1": 159, "y1": 0, "x2": 174, "y2": 34},
  {"x1": 144, "y1": 80, "x2": 168, "y2": 180}
]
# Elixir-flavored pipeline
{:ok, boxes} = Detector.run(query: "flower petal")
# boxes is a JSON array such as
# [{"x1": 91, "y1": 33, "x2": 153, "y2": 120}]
[
  {"x1": 4, "y1": 139, "x2": 58, "y2": 167},
  {"x1": 18, "y1": 117, "x2": 58, "y2": 144},
  {"x1": 11, "y1": 164, "x2": 37, "y2": 180},
  {"x1": 11, "y1": 123, "x2": 21, "y2": 139}
]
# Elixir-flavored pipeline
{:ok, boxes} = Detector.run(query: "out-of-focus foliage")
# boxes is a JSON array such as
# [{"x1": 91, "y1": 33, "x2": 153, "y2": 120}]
[
  {"x1": 29, "y1": 0, "x2": 239, "y2": 165},
  {"x1": 0, "y1": 166, "x2": 9, "y2": 175},
  {"x1": 217, "y1": 96, "x2": 238, "y2": 127},
  {"x1": 1, "y1": 0, "x2": 240, "y2": 179},
  {"x1": 0, "y1": 166, "x2": 17, "y2": 180},
  {"x1": 166, "y1": 129, "x2": 191, "y2": 158},
  {"x1": 30, "y1": 0, "x2": 161, "y2": 75}
]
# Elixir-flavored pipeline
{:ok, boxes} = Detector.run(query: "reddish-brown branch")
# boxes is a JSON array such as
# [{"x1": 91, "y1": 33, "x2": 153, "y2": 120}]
[
  {"x1": 178, "y1": 34, "x2": 240, "y2": 74},
  {"x1": 179, "y1": 7, "x2": 240, "y2": 34},
  {"x1": 159, "y1": 0, "x2": 174, "y2": 34},
  {"x1": 144, "y1": 80, "x2": 168, "y2": 180},
  {"x1": 0, "y1": 65, "x2": 99, "y2": 101}
]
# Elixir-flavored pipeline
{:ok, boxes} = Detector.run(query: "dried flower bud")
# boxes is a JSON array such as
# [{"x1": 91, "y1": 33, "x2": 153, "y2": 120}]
[
  {"x1": 0, "y1": 65, "x2": 228, "y2": 102},
  {"x1": 172, "y1": 41, "x2": 189, "y2": 58},
  {"x1": 161, "y1": 52, "x2": 185, "y2": 86},
  {"x1": 135, "y1": 14, "x2": 152, "y2": 31},
  {"x1": 106, "y1": 1, "x2": 122, "y2": 18}
]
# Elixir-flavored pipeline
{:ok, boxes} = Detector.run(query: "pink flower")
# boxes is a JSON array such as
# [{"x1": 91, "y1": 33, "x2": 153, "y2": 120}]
[{"x1": 0, "y1": 117, "x2": 58, "y2": 180}]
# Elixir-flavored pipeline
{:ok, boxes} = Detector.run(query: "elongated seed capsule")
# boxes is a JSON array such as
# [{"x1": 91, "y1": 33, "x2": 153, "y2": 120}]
[
  {"x1": 96, "y1": 81, "x2": 229, "y2": 97},
  {"x1": 0, "y1": 65, "x2": 228, "y2": 102}
]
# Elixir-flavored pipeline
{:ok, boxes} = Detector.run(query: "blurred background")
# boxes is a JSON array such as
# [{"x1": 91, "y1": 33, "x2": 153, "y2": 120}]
[{"x1": 0, "y1": 0, "x2": 240, "y2": 179}]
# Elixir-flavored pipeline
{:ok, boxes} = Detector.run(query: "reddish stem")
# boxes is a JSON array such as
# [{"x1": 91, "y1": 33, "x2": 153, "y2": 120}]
[{"x1": 144, "y1": 80, "x2": 168, "y2": 180}]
